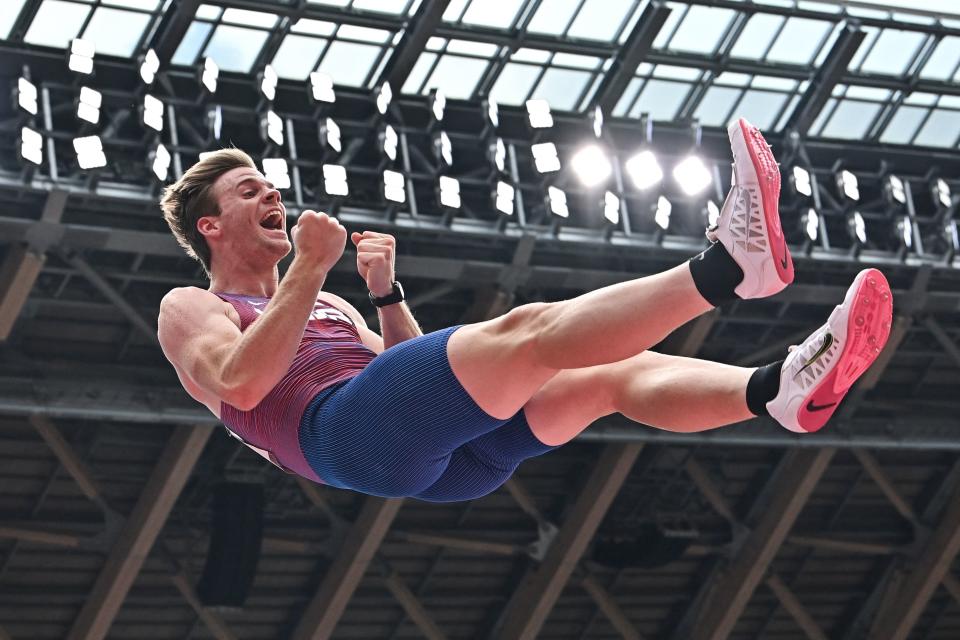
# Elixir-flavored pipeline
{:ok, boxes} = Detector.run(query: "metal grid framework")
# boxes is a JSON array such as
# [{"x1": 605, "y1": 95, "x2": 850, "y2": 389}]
[{"x1": 1, "y1": 0, "x2": 960, "y2": 638}]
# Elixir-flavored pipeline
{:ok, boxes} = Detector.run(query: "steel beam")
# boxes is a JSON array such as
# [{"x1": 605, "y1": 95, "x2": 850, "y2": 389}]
[
  {"x1": 151, "y1": 0, "x2": 203, "y2": 64},
  {"x1": 580, "y1": 575, "x2": 643, "y2": 640},
  {"x1": 379, "y1": 0, "x2": 452, "y2": 90},
  {"x1": 382, "y1": 566, "x2": 447, "y2": 640},
  {"x1": 765, "y1": 574, "x2": 829, "y2": 640},
  {"x1": 170, "y1": 572, "x2": 237, "y2": 640}
]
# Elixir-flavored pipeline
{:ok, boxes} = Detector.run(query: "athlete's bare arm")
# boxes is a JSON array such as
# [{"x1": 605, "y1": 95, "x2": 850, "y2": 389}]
[{"x1": 158, "y1": 210, "x2": 347, "y2": 410}]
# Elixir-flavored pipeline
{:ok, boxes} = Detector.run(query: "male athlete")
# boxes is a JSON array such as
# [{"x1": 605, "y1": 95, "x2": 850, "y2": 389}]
[{"x1": 157, "y1": 118, "x2": 893, "y2": 502}]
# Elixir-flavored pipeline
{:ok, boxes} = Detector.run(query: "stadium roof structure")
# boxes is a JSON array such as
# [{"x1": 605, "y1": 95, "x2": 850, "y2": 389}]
[{"x1": 2, "y1": 0, "x2": 960, "y2": 638}]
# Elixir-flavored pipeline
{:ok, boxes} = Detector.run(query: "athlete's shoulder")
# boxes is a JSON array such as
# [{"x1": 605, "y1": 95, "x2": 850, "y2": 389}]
[
  {"x1": 160, "y1": 286, "x2": 233, "y2": 322},
  {"x1": 317, "y1": 291, "x2": 366, "y2": 327}
]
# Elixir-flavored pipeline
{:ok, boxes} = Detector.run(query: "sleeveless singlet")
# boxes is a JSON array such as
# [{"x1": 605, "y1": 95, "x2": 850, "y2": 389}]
[{"x1": 214, "y1": 293, "x2": 377, "y2": 481}]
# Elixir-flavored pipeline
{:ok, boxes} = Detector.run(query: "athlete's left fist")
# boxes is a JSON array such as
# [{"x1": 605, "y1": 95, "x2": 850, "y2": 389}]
[{"x1": 350, "y1": 231, "x2": 396, "y2": 297}]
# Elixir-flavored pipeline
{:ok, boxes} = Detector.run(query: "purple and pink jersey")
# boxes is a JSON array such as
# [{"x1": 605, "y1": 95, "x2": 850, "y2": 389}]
[{"x1": 214, "y1": 293, "x2": 376, "y2": 482}]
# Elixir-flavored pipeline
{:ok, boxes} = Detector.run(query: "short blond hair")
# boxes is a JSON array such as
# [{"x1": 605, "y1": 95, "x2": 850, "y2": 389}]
[{"x1": 159, "y1": 148, "x2": 256, "y2": 276}]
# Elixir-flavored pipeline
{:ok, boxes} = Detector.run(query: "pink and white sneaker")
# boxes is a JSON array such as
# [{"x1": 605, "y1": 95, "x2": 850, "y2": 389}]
[
  {"x1": 767, "y1": 268, "x2": 894, "y2": 433},
  {"x1": 709, "y1": 117, "x2": 794, "y2": 299}
]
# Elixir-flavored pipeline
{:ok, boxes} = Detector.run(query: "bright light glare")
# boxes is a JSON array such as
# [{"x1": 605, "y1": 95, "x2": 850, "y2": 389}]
[
  {"x1": 20, "y1": 127, "x2": 42, "y2": 166},
  {"x1": 321, "y1": 118, "x2": 341, "y2": 153},
  {"x1": 706, "y1": 200, "x2": 720, "y2": 228},
  {"x1": 323, "y1": 164, "x2": 348, "y2": 196},
  {"x1": 262, "y1": 158, "x2": 291, "y2": 190},
  {"x1": 264, "y1": 110, "x2": 283, "y2": 146},
  {"x1": 77, "y1": 86, "x2": 101, "y2": 125},
  {"x1": 937, "y1": 178, "x2": 952, "y2": 208},
  {"x1": 69, "y1": 38, "x2": 94, "y2": 74},
  {"x1": 592, "y1": 106, "x2": 603, "y2": 138},
  {"x1": 888, "y1": 175, "x2": 905, "y2": 204},
  {"x1": 152, "y1": 143, "x2": 171, "y2": 181},
  {"x1": 655, "y1": 196, "x2": 672, "y2": 230},
  {"x1": 140, "y1": 49, "x2": 159, "y2": 85},
  {"x1": 495, "y1": 180, "x2": 515, "y2": 215},
  {"x1": 526, "y1": 99, "x2": 553, "y2": 129},
  {"x1": 804, "y1": 208, "x2": 819, "y2": 242},
  {"x1": 430, "y1": 89, "x2": 446, "y2": 122},
  {"x1": 625, "y1": 150, "x2": 663, "y2": 190},
  {"x1": 840, "y1": 170, "x2": 859, "y2": 201},
  {"x1": 486, "y1": 99, "x2": 499, "y2": 128},
  {"x1": 201, "y1": 57, "x2": 219, "y2": 93},
  {"x1": 851, "y1": 211, "x2": 867, "y2": 244},
  {"x1": 547, "y1": 186, "x2": 568, "y2": 218},
  {"x1": 260, "y1": 64, "x2": 278, "y2": 101},
  {"x1": 899, "y1": 216, "x2": 913, "y2": 249},
  {"x1": 673, "y1": 155, "x2": 712, "y2": 196},
  {"x1": 73, "y1": 135, "x2": 106, "y2": 170},
  {"x1": 143, "y1": 94, "x2": 164, "y2": 132},
  {"x1": 376, "y1": 82, "x2": 393, "y2": 115},
  {"x1": 381, "y1": 124, "x2": 398, "y2": 161},
  {"x1": 531, "y1": 142, "x2": 560, "y2": 174},
  {"x1": 383, "y1": 170, "x2": 406, "y2": 203},
  {"x1": 571, "y1": 145, "x2": 612, "y2": 188},
  {"x1": 490, "y1": 138, "x2": 506, "y2": 173},
  {"x1": 17, "y1": 78, "x2": 37, "y2": 115},
  {"x1": 436, "y1": 131, "x2": 453, "y2": 167},
  {"x1": 793, "y1": 166, "x2": 812, "y2": 197},
  {"x1": 438, "y1": 176, "x2": 461, "y2": 209},
  {"x1": 603, "y1": 191, "x2": 620, "y2": 225},
  {"x1": 310, "y1": 72, "x2": 336, "y2": 103}
]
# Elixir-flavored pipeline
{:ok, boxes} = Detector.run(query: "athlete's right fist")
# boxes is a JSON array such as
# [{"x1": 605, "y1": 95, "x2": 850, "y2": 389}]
[{"x1": 290, "y1": 210, "x2": 346, "y2": 273}]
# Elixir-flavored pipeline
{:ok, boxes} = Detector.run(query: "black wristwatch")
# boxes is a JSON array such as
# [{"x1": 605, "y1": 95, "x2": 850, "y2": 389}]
[{"x1": 369, "y1": 281, "x2": 405, "y2": 307}]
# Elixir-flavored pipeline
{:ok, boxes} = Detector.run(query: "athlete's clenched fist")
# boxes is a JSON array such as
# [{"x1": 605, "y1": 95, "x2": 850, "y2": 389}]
[
  {"x1": 290, "y1": 210, "x2": 346, "y2": 274},
  {"x1": 350, "y1": 231, "x2": 396, "y2": 297}
]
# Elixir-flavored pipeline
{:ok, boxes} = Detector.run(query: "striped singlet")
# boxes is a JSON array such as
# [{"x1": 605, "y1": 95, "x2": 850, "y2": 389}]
[{"x1": 215, "y1": 293, "x2": 376, "y2": 482}]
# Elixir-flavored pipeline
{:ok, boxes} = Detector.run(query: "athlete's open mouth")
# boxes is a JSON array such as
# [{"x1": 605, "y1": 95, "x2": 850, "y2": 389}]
[{"x1": 259, "y1": 209, "x2": 284, "y2": 230}]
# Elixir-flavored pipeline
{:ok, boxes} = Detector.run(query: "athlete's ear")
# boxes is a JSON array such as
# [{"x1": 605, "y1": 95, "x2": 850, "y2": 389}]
[{"x1": 197, "y1": 215, "x2": 222, "y2": 239}]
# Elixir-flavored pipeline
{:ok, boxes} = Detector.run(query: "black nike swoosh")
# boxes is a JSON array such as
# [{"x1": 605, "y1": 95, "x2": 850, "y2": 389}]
[
  {"x1": 806, "y1": 400, "x2": 837, "y2": 412},
  {"x1": 780, "y1": 254, "x2": 788, "y2": 270}
]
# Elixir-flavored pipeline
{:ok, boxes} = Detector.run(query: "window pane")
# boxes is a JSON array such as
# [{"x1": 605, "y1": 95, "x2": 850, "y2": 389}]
[
  {"x1": 489, "y1": 62, "x2": 541, "y2": 105},
  {"x1": 423, "y1": 54, "x2": 489, "y2": 99},
  {"x1": 316, "y1": 40, "x2": 383, "y2": 86},
  {"x1": 527, "y1": 0, "x2": 580, "y2": 36},
  {"x1": 460, "y1": 0, "x2": 524, "y2": 29},
  {"x1": 735, "y1": 90, "x2": 787, "y2": 130},
  {"x1": 860, "y1": 29, "x2": 926, "y2": 75},
  {"x1": 613, "y1": 77, "x2": 644, "y2": 117},
  {"x1": 729, "y1": 13, "x2": 783, "y2": 59},
  {"x1": 880, "y1": 105, "x2": 927, "y2": 144},
  {"x1": 352, "y1": 0, "x2": 411, "y2": 14},
  {"x1": 920, "y1": 35, "x2": 960, "y2": 80},
  {"x1": 566, "y1": 0, "x2": 635, "y2": 41},
  {"x1": 820, "y1": 100, "x2": 881, "y2": 139},
  {"x1": 694, "y1": 86, "x2": 742, "y2": 126},
  {"x1": 766, "y1": 18, "x2": 831, "y2": 64},
  {"x1": 272, "y1": 35, "x2": 326, "y2": 79},
  {"x1": 81, "y1": 7, "x2": 152, "y2": 57},
  {"x1": 530, "y1": 67, "x2": 591, "y2": 111},
  {"x1": 204, "y1": 25, "x2": 270, "y2": 73},
  {"x1": 667, "y1": 6, "x2": 736, "y2": 54},
  {"x1": 629, "y1": 79, "x2": 691, "y2": 120},
  {"x1": 400, "y1": 51, "x2": 436, "y2": 94},
  {"x1": 24, "y1": 0, "x2": 90, "y2": 48},
  {"x1": 0, "y1": 0, "x2": 28, "y2": 39},
  {"x1": 172, "y1": 21, "x2": 211, "y2": 66},
  {"x1": 914, "y1": 109, "x2": 960, "y2": 147}
]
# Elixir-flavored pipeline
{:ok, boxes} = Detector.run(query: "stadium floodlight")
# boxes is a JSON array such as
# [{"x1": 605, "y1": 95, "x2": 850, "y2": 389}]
[
  {"x1": 546, "y1": 186, "x2": 568, "y2": 218},
  {"x1": 838, "y1": 169, "x2": 859, "y2": 201},
  {"x1": 793, "y1": 166, "x2": 812, "y2": 197},
  {"x1": 207, "y1": 105, "x2": 223, "y2": 142},
  {"x1": 76, "y1": 87, "x2": 101, "y2": 125},
  {"x1": 531, "y1": 142, "x2": 560, "y2": 174},
  {"x1": 429, "y1": 88, "x2": 446, "y2": 122},
  {"x1": 73, "y1": 135, "x2": 106, "y2": 169},
  {"x1": 673, "y1": 155, "x2": 712, "y2": 196},
  {"x1": 438, "y1": 176, "x2": 461, "y2": 209},
  {"x1": 495, "y1": 180, "x2": 515, "y2": 215},
  {"x1": 706, "y1": 200, "x2": 720, "y2": 228},
  {"x1": 802, "y1": 208, "x2": 820, "y2": 242},
  {"x1": 625, "y1": 150, "x2": 663, "y2": 191},
  {"x1": 19, "y1": 126, "x2": 42, "y2": 166},
  {"x1": 571, "y1": 144, "x2": 612, "y2": 188},
  {"x1": 259, "y1": 64, "x2": 278, "y2": 102},
  {"x1": 935, "y1": 178, "x2": 952, "y2": 209},
  {"x1": 526, "y1": 99, "x2": 553, "y2": 129},
  {"x1": 848, "y1": 211, "x2": 867, "y2": 245},
  {"x1": 68, "y1": 38, "x2": 94, "y2": 75},
  {"x1": 16, "y1": 77, "x2": 38, "y2": 115},
  {"x1": 261, "y1": 109, "x2": 284, "y2": 146},
  {"x1": 139, "y1": 48, "x2": 159, "y2": 85},
  {"x1": 655, "y1": 196, "x2": 672, "y2": 230},
  {"x1": 897, "y1": 215, "x2": 913, "y2": 250},
  {"x1": 488, "y1": 137, "x2": 506, "y2": 173},
  {"x1": 323, "y1": 164, "x2": 348, "y2": 196},
  {"x1": 484, "y1": 98, "x2": 499, "y2": 129},
  {"x1": 200, "y1": 57, "x2": 219, "y2": 94},
  {"x1": 151, "y1": 143, "x2": 171, "y2": 181},
  {"x1": 143, "y1": 94, "x2": 164, "y2": 132},
  {"x1": 383, "y1": 169, "x2": 406, "y2": 204},
  {"x1": 319, "y1": 117, "x2": 341, "y2": 154},
  {"x1": 886, "y1": 174, "x2": 906, "y2": 205},
  {"x1": 262, "y1": 158, "x2": 291, "y2": 190},
  {"x1": 379, "y1": 124, "x2": 398, "y2": 162},
  {"x1": 434, "y1": 131, "x2": 453, "y2": 168},
  {"x1": 310, "y1": 72, "x2": 336, "y2": 104},
  {"x1": 592, "y1": 106, "x2": 604, "y2": 139},
  {"x1": 603, "y1": 191, "x2": 620, "y2": 225},
  {"x1": 945, "y1": 221, "x2": 960, "y2": 258},
  {"x1": 376, "y1": 82, "x2": 393, "y2": 116}
]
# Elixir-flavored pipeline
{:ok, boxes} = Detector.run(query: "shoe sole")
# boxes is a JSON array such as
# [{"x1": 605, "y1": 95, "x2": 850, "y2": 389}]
[
  {"x1": 787, "y1": 269, "x2": 894, "y2": 433},
  {"x1": 719, "y1": 118, "x2": 795, "y2": 298}
]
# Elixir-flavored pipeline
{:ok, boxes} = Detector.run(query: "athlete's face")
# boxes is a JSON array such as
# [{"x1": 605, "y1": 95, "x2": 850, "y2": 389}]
[{"x1": 203, "y1": 167, "x2": 291, "y2": 264}]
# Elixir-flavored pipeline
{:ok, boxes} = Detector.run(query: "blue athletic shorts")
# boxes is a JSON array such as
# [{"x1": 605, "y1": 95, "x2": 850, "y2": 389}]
[{"x1": 298, "y1": 326, "x2": 556, "y2": 502}]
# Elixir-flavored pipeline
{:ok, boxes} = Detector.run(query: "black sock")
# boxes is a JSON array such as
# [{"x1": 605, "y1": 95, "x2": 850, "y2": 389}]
[
  {"x1": 688, "y1": 242, "x2": 744, "y2": 308},
  {"x1": 746, "y1": 360, "x2": 784, "y2": 417}
]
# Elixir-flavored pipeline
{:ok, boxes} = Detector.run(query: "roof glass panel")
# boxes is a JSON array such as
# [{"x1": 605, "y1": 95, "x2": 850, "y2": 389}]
[
  {"x1": 858, "y1": 29, "x2": 926, "y2": 75},
  {"x1": 351, "y1": 0, "x2": 414, "y2": 14},
  {"x1": 819, "y1": 100, "x2": 881, "y2": 139},
  {"x1": 457, "y1": 0, "x2": 525, "y2": 29},
  {"x1": 630, "y1": 79, "x2": 691, "y2": 120},
  {"x1": 734, "y1": 90, "x2": 787, "y2": 130},
  {"x1": 919, "y1": 36, "x2": 960, "y2": 81},
  {"x1": 666, "y1": 5, "x2": 736, "y2": 54},
  {"x1": 488, "y1": 62, "x2": 541, "y2": 106},
  {"x1": 103, "y1": 0, "x2": 161, "y2": 8},
  {"x1": 526, "y1": 0, "x2": 580, "y2": 36},
  {"x1": 222, "y1": 8, "x2": 278, "y2": 28},
  {"x1": 613, "y1": 77, "x2": 643, "y2": 116},
  {"x1": 729, "y1": 13, "x2": 784, "y2": 59},
  {"x1": 196, "y1": 4, "x2": 222, "y2": 20},
  {"x1": 766, "y1": 17, "x2": 832, "y2": 64},
  {"x1": 308, "y1": 0, "x2": 350, "y2": 7},
  {"x1": 203, "y1": 25, "x2": 271, "y2": 73},
  {"x1": 337, "y1": 24, "x2": 391, "y2": 43},
  {"x1": 694, "y1": 86, "x2": 742, "y2": 126},
  {"x1": 566, "y1": 0, "x2": 636, "y2": 42},
  {"x1": 81, "y1": 7, "x2": 152, "y2": 57},
  {"x1": 653, "y1": 2, "x2": 686, "y2": 49},
  {"x1": 292, "y1": 19, "x2": 337, "y2": 36},
  {"x1": 914, "y1": 109, "x2": 960, "y2": 148},
  {"x1": 24, "y1": 0, "x2": 90, "y2": 48},
  {"x1": 0, "y1": 0, "x2": 29, "y2": 39},
  {"x1": 530, "y1": 67, "x2": 591, "y2": 111},
  {"x1": 171, "y1": 21, "x2": 211, "y2": 65},
  {"x1": 316, "y1": 40, "x2": 384, "y2": 87},
  {"x1": 447, "y1": 39, "x2": 498, "y2": 56},
  {"x1": 271, "y1": 35, "x2": 327, "y2": 79},
  {"x1": 400, "y1": 51, "x2": 437, "y2": 93},
  {"x1": 423, "y1": 54, "x2": 490, "y2": 99},
  {"x1": 845, "y1": 0, "x2": 960, "y2": 14},
  {"x1": 879, "y1": 105, "x2": 928, "y2": 144}
]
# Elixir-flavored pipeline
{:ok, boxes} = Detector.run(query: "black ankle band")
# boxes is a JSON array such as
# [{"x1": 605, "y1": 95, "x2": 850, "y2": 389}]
[
  {"x1": 746, "y1": 360, "x2": 784, "y2": 417},
  {"x1": 688, "y1": 243, "x2": 744, "y2": 308}
]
